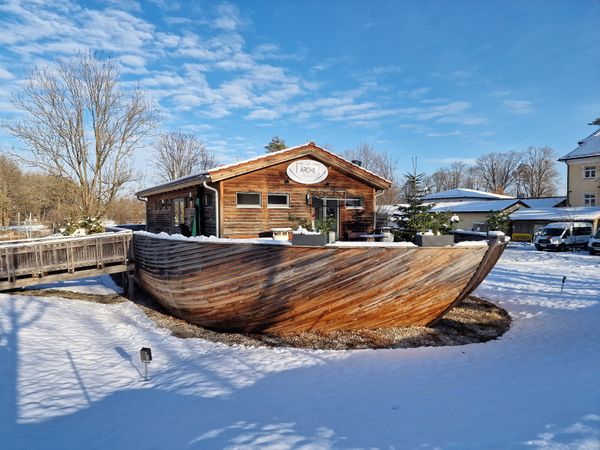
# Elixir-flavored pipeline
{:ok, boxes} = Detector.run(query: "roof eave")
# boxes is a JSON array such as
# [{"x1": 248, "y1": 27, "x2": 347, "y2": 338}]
[{"x1": 136, "y1": 174, "x2": 210, "y2": 198}]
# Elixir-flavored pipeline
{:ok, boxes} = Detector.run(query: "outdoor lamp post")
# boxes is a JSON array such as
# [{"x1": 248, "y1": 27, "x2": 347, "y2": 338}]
[{"x1": 140, "y1": 347, "x2": 152, "y2": 381}]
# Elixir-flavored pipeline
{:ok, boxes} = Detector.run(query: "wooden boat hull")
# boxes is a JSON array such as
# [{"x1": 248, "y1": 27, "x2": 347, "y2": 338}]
[{"x1": 133, "y1": 234, "x2": 507, "y2": 333}]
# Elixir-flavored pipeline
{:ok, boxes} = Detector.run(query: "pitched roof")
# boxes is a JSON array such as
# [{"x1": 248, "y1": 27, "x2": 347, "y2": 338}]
[
  {"x1": 423, "y1": 188, "x2": 514, "y2": 201},
  {"x1": 136, "y1": 142, "x2": 392, "y2": 197},
  {"x1": 207, "y1": 142, "x2": 392, "y2": 188},
  {"x1": 519, "y1": 196, "x2": 566, "y2": 209},
  {"x1": 430, "y1": 199, "x2": 524, "y2": 213},
  {"x1": 559, "y1": 129, "x2": 600, "y2": 161},
  {"x1": 510, "y1": 206, "x2": 600, "y2": 221}
]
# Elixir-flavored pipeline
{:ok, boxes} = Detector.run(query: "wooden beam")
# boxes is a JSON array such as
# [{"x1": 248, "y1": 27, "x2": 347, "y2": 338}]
[{"x1": 0, "y1": 263, "x2": 134, "y2": 291}]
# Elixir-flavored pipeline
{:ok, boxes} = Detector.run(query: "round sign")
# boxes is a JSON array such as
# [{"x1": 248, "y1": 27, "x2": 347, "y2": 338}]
[{"x1": 286, "y1": 160, "x2": 328, "y2": 184}]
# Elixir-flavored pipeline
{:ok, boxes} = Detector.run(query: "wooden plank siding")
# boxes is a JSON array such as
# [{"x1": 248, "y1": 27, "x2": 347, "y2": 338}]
[
  {"x1": 146, "y1": 187, "x2": 216, "y2": 236},
  {"x1": 142, "y1": 144, "x2": 392, "y2": 238},
  {"x1": 133, "y1": 234, "x2": 508, "y2": 332},
  {"x1": 219, "y1": 156, "x2": 376, "y2": 238}
]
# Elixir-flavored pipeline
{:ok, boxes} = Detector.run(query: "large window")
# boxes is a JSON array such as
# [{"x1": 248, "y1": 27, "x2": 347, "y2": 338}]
[
  {"x1": 584, "y1": 166, "x2": 597, "y2": 179},
  {"x1": 584, "y1": 193, "x2": 596, "y2": 207},
  {"x1": 173, "y1": 198, "x2": 185, "y2": 226},
  {"x1": 236, "y1": 192, "x2": 261, "y2": 208},
  {"x1": 345, "y1": 197, "x2": 364, "y2": 209},
  {"x1": 267, "y1": 193, "x2": 290, "y2": 208}
]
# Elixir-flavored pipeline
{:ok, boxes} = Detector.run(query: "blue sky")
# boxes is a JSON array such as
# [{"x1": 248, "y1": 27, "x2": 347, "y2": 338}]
[{"x1": 0, "y1": 0, "x2": 599, "y2": 189}]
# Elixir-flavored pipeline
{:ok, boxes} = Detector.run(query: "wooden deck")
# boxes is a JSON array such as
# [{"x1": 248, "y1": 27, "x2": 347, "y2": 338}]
[{"x1": 0, "y1": 231, "x2": 133, "y2": 291}]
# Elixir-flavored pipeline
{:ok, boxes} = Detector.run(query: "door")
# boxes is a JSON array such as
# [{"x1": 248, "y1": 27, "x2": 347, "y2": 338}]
[{"x1": 313, "y1": 198, "x2": 339, "y2": 240}]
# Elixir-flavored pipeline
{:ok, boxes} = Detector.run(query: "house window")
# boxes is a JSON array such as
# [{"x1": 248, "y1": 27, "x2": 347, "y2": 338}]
[
  {"x1": 584, "y1": 166, "x2": 597, "y2": 179},
  {"x1": 345, "y1": 197, "x2": 364, "y2": 209},
  {"x1": 236, "y1": 192, "x2": 261, "y2": 208},
  {"x1": 173, "y1": 198, "x2": 185, "y2": 225},
  {"x1": 267, "y1": 193, "x2": 290, "y2": 208},
  {"x1": 204, "y1": 193, "x2": 213, "y2": 207},
  {"x1": 584, "y1": 193, "x2": 596, "y2": 207}
]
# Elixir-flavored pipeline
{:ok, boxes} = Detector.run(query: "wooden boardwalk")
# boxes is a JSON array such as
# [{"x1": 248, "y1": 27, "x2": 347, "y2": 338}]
[{"x1": 0, "y1": 231, "x2": 133, "y2": 291}]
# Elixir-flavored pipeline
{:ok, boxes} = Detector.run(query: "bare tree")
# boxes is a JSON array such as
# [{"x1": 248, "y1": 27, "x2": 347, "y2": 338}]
[
  {"x1": 4, "y1": 52, "x2": 158, "y2": 218},
  {"x1": 343, "y1": 143, "x2": 400, "y2": 204},
  {"x1": 0, "y1": 154, "x2": 24, "y2": 227},
  {"x1": 517, "y1": 146, "x2": 558, "y2": 197},
  {"x1": 475, "y1": 151, "x2": 522, "y2": 195},
  {"x1": 463, "y1": 165, "x2": 482, "y2": 190},
  {"x1": 153, "y1": 131, "x2": 217, "y2": 182},
  {"x1": 426, "y1": 168, "x2": 451, "y2": 193}
]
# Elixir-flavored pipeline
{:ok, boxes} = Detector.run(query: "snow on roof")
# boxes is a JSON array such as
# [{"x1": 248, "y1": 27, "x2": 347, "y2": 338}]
[
  {"x1": 519, "y1": 197, "x2": 566, "y2": 209},
  {"x1": 559, "y1": 129, "x2": 600, "y2": 160},
  {"x1": 510, "y1": 206, "x2": 600, "y2": 221},
  {"x1": 430, "y1": 199, "x2": 522, "y2": 213},
  {"x1": 423, "y1": 188, "x2": 514, "y2": 201},
  {"x1": 379, "y1": 199, "x2": 522, "y2": 216}
]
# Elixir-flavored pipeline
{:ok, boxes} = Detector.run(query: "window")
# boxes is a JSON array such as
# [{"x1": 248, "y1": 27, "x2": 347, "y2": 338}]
[
  {"x1": 584, "y1": 193, "x2": 596, "y2": 207},
  {"x1": 173, "y1": 198, "x2": 185, "y2": 226},
  {"x1": 345, "y1": 197, "x2": 364, "y2": 209},
  {"x1": 574, "y1": 226, "x2": 592, "y2": 236},
  {"x1": 267, "y1": 193, "x2": 290, "y2": 208},
  {"x1": 236, "y1": 192, "x2": 261, "y2": 208},
  {"x1": 204, "y1": 193, "x2": 213, "y2": 207},
  {"x1": 584, "y1": 166, "x2": 597, "y2": 179}
]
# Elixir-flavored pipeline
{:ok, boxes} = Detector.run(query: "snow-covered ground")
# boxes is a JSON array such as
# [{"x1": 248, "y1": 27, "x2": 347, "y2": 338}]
[{"x1": 1, "y1": 245, "x2": 599, "y2": 449}]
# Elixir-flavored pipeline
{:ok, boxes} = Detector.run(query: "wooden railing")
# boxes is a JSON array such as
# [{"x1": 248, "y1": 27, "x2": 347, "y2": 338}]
[{"x1": 0, "y1": 231, "x2": 133, "y2": 291}]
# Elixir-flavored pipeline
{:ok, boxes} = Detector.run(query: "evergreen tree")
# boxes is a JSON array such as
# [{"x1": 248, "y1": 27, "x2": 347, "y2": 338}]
[
  {"x1": 395, "y1": 159, "x2": 452, "y2": 242},
  {"x1": 264, "y1": 136, "x2": 287, "y2": 153},
  {"x1": 484, "y1": 210, "x2": 510, "y2": 233}
]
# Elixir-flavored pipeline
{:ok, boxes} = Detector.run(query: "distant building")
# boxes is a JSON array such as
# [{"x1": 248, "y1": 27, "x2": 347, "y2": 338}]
[
  {"x1": 559, "y1": 129, "x2": 600, "y2": 207},
  {"x1": 430, "y1": 199, "x2": 526, "y2": 232},
  {"x1": 510, "y1": 206, "x2": 600, "y2": 237},
  {"x1": 423, "y1": 188, "x2": 513, "y2": 203},
  {"x1": 519, "y1": 196, "x2": 566, "y2": 209}
]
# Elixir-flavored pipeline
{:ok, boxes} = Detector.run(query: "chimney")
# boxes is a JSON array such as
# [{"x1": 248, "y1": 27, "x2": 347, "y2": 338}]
[{"x1": 351, "y1": 160, "x2": 362, "y2": 167}]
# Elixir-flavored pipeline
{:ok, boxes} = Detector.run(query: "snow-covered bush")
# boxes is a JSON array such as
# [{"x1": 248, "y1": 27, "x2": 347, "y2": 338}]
[{"x1": 62, "y1": 217, "x2": 105, "y2": 236}]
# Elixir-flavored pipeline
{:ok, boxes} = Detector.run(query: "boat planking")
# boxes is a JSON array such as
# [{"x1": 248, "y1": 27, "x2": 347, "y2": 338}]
[{"x1": 133, "y1": 233, "x2": 508, "y2": 333}]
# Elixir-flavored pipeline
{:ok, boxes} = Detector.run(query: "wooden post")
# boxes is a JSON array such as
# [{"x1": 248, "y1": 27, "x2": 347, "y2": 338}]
[{"x1": 127, "y1": 271, "x2": 135, "y2": 300}]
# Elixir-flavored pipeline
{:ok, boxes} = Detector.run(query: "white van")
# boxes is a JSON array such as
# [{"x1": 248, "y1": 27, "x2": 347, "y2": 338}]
[
  {"x1": 587, "y1": 228, "x2": 600, "y2": 255},
  {"x1": 534, "y1": 222, "x2": 593, "y2": 251}
]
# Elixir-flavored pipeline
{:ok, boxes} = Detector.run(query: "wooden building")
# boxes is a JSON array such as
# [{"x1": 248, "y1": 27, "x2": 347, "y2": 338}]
[{"x1": 136, "y1": 142, "x2": 392, "y2": 239}]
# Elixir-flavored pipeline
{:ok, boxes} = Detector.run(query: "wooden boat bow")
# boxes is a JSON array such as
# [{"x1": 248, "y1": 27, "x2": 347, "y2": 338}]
[{"x1": 132, "y1": 233, "x2": 508, "y2": 333}]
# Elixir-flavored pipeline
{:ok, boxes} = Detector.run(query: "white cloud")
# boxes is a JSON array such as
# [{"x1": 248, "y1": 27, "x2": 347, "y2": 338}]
[
  {"x1": 246, "y1": 109, "x2": 279, "y2": 120},
  {"x1": 425, "y1": 131, "x2": 462, "y2": 137},
  {"x1": 0, "y1": 67, "x2": 14, "y2": 79},
  {"x1": 119, "y1": 54, "x2": 146, "y2": 68},
  {"x1": 148, "y1": 0, "x2": 181, "y2": 12},
  {"x1": 213, "y1": 3, "x2": 243, "y2": 31},
  {"x1": 504, "y1": 99, "x2": 534, "y2": 114}
]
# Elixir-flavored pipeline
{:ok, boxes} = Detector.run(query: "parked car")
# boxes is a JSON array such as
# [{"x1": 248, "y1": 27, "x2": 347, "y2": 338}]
[
  {"x1": 587, "y1": 229, "x2": 600, "y2": 255},
  {"x1": 533, "y1": 222, "x2": 593, "y2": 251}
]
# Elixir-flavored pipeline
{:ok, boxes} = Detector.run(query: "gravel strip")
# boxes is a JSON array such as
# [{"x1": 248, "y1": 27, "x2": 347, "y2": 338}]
[{"x1": 19, "y1": 286, "x2": 511, "y2": 350}]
